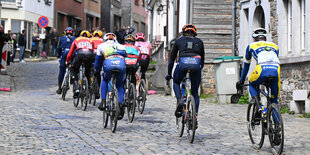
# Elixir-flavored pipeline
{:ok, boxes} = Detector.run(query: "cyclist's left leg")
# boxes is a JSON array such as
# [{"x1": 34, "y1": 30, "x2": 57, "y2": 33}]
[
  {"x1": 115, "y1": 59, "x2": 126, "y2": 118},
  {"x1": 71, "y1": 52, "x2": 82, "y2": 98},
  {"x1": 140, "y1": 55, "x2": 150, "y2": 80},
  {"x1": 249, "y1": 65, "x2": 265, "y2": 110},
  {"x1": 56, "y1": 51, "x2": 68, "y2": 94},
  {"x1": 173, "y1": 65, "x2": 187, "y2": 117}
]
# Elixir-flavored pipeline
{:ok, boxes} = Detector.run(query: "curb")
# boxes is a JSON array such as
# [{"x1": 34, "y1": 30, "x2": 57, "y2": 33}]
[{"x1": 17, "y1": 57, "x2": 58, "y2": 62}]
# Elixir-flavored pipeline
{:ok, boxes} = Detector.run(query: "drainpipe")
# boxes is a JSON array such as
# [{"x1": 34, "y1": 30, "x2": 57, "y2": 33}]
[
  {"x1": 0, "y1": 0, "x2": 2, "y2": 22},
  {"x1": 232, "y1": 0, "x2": 236, "y2": 56},
  {"x1": 130, "y1": 0, "x2": 132, "y2": 26},
  {"x1": 166, "y1": 0, "x2": 168, "y2": 48}
]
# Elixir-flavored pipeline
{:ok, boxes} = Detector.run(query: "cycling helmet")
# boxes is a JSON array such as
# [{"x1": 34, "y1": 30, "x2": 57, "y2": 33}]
[
  {"x1": 80, "y1": 30, "x2": 91, "y2": 38},
  {"x1": 125, "y1": 34, "x2": 135, "y2": 43},
  {"x1": 135, "y1": 33, "x2": 145, "y2": 41},
  {"x1": 252, "y1": 28, "x2": 267, "y2": 40},
  {"x1": 93, "y1": 30, "x2": 103, "y2": 37},
  {"x1": 65, "y1": 27, "x2": 73, "y2": 35},
  {"x1": 182, "y1": 24, "x2": 197, "y2": 36},
  {"x1": 104, "y1": 33, "x2": 116, "y2": 41}
]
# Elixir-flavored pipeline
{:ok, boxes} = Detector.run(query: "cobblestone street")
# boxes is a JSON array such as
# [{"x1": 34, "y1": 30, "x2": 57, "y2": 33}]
[{"x1": 0, "y1": 60, "x2": 309, "y2": 154}]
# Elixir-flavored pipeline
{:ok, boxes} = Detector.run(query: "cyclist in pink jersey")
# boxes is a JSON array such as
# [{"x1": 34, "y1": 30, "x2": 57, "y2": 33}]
[{"x1": 135, "y1": 33, "x2": 151, "y2": 80}]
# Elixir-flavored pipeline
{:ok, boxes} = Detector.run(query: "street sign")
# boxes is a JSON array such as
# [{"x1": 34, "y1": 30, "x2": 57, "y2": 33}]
[{"x1": 38, "y1": 16, "x2": 49, "y2": 28}]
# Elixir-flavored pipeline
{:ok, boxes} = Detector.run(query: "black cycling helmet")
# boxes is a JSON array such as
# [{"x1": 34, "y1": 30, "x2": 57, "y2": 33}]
[
  {"x1": 182, "y1": 24, "x2": 197, "y2": 37},
  {"x1": 252, "y1": 28, "x2": 267, "y2": 41}
]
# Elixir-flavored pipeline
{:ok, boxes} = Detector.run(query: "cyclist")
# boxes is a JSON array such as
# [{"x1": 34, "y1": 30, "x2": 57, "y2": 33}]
[
  {"x1": 56, "y1": 27, "x2": 76, "y2": 94},
  {"x1": 66, "y1": 30, "x2": 93, "y2": 98},
  {"x1": 165, "y1": 24, "x2": 205, "y2": 126},
  {"x1": 124, "y1": 34, "x2": 141, "y2": 86},
  {"x1": 135, "y1": 32, "x2": 151, "y2": 80},
  {"x1": 95, "y1": 33, "x2": 127, "y2": 120},
  {"x1": 236, "y1": 28, "x2": 280, "y2": 141},
  {"x1": 90, "y1": 30, "x2": 104, "y2": 99}
]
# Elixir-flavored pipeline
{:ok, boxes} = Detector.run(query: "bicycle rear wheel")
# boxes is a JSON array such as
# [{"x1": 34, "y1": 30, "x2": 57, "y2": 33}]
[
  {"x1": 186, "y1": 95, "x2": 196, "y2": 143},
  {"x1": 137, "y1": 79, "x2": 147, "y2": 114},
  {"x1": 127, "y1": 83, "x2": 136, "y2": 123},
  {"x1": 268, "y1": 103, "x2": 284, "y2": 155},
  {"x1": 110, "y1": 86, "x2": 119, "y2": 133},
  {"x1": 103, "y1": 99, "x2": 110, "y2": 128},
  {"x1": 89, "y1": 76, "x2": 98, "y2": 106},
  {"x1": 247, "y1": 101, "x2": 265, "y2": 149},
  {"x1": 80, "y1": 77, "x2": 89, "y2": 111}
]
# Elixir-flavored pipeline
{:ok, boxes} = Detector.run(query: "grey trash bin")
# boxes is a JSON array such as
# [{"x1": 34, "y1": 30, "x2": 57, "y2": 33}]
[{"x1": 213, "y1": 56, "x2": 243, "y2": 104}]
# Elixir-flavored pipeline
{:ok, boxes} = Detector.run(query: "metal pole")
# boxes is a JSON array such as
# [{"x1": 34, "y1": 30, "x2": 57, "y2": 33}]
[
  {"x1": 0, "y1": 0, "x2": 2, "y2": 22},
  {"x1": 232, "y1": 0, "x2": 236, "y2": 56},
  {"x1": 130, "y1": 0, "x2": 132, "y2": 26}
]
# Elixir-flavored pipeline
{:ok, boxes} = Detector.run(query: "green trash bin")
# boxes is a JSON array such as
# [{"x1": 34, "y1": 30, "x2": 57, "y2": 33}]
[{"x1": 213, "y1": 56, "x2": 243, "y2": 104}]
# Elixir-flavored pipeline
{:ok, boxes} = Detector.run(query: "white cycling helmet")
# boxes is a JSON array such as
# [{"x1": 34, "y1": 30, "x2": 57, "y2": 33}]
[
  {"x1": 252, "y1": 28, "x2": 267, "y2": 40},
  {"x1": 104, "y1": 33, "x2": 117, "y2": 41}
]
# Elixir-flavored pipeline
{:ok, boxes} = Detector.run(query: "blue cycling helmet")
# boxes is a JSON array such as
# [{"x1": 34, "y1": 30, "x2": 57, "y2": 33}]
[{"x1": 65, "y1": 27, "x2": 73, "y2": 35}]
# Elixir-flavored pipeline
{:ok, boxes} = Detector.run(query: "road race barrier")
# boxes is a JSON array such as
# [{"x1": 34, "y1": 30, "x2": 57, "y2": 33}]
[{"x1": 1, "y1": 43, "x2": 8, "y2": 72}]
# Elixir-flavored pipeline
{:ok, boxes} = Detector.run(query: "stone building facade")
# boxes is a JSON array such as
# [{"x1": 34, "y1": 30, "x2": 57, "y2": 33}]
[{"x1": 236, "y1": 0, "x2": 310, "y2": 104}]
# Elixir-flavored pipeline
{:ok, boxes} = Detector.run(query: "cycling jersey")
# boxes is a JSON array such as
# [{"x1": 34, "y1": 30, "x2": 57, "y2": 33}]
[
  {"x1": 57, "y1": 35, "x2": 76, "y2": 58},
  {"x1": 168, "y1": 36, "x2": 205, "y2": 75},
  {"x1": 135, "y1": 41, "x2": 151, "y2": 56},
  {"x1": 66, "y1": 37, "x2": 93, "y2": 63},
  {"x1": 124, "y1": 44, "x2": 141, "y2": 68},
  {"x1": 90, "y1": 37, "x2": 104, "y2": 54}
]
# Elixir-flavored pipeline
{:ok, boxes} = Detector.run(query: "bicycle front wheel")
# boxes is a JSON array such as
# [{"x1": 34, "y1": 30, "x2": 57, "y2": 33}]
[
  {"x1": 247, "y1": 101, "x2": 265, "y2": 149},
  {"x1": 138, "y1": 79, "x2": 147, "y2": 114},
  {"x1": 186, "y1": 95, "x2": 196, "y2": 143},
  {"x1": 268, "y1": 103, "x2": 284, "y2": 155},
  {"x1": 127, "y1": 83, "x2": 136, "y2": 123}
]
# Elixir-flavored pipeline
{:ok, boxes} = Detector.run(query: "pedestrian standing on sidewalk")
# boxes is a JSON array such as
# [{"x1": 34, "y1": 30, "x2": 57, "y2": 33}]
[
  {"x1": 18, "y1": 30, "x2": 26, "y2": 63},
  {"x1": 10, "y1": 34, "x2": 17, "y2": 62},
  {"x1": 50, "y1": 28, "x2": 58, "y2": 57},
  {"x1": 31, "y1": 33, "x2": 40, "y2": 58},
  {"x1": 42, "y1": 31, "x2": 48, "y2": 58}
]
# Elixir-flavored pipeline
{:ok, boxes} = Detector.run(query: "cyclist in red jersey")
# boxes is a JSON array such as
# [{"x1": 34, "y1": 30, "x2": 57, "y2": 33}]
[
  {"x1": 66, "y1": 30, "x2": 93, "y2": 98},
  {"x1": 90, "y1": 30, "x2": 104, "y2": 99}
]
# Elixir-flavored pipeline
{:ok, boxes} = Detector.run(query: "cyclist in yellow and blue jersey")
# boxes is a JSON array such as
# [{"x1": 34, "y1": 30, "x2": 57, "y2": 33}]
[{"x1": 237, "y1": 28, "x2": 280, "y2": 112}]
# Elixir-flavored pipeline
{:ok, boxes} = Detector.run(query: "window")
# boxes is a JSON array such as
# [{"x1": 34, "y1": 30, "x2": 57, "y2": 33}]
[
  {"x1": 135, "y1": 0, "x2": 139, "y2": 6},
  {"x1": 287, "y1": 0, "x2": 292, "y2": 53},
  {"x1": 134, "y1": 21, "x2": 139, "y2": 33},
  {"x1": 11, "y1": 20, "x2": 21, "y2": 33},
  {"x1": 44, "y1": 0, "x2": 51, "y2": 5},
  {"x1": 86, "y1": 15, "x2": 94, "y2": 30},
  {"x1": 140, "y1": 22, "x2": 146, "y2": 34},
  {"x1": 301, "y1": 0, "x2": 305, "y2": 51}
]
